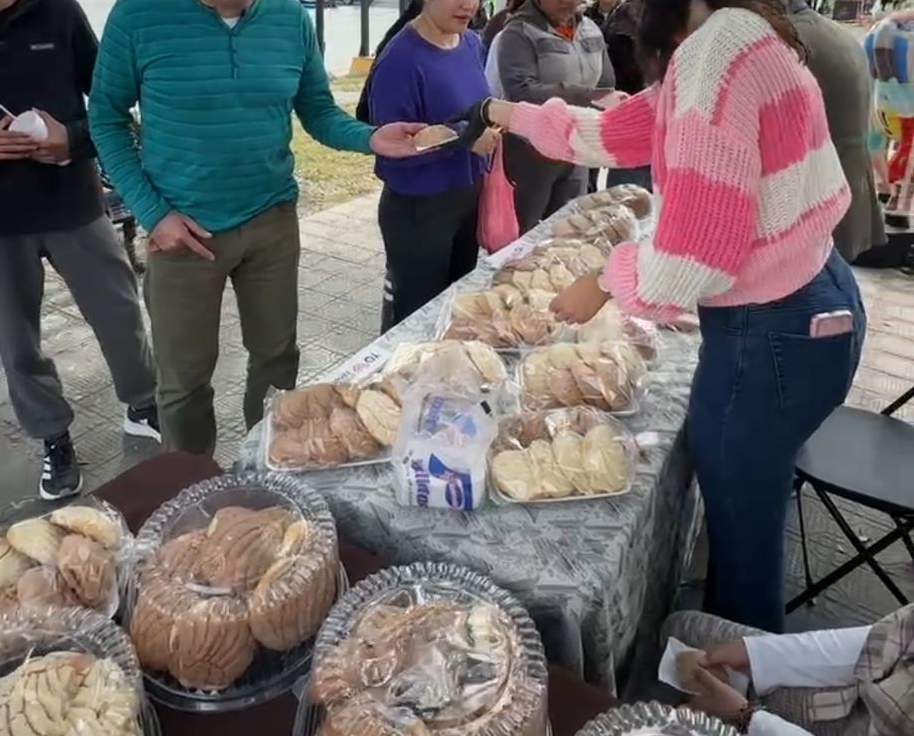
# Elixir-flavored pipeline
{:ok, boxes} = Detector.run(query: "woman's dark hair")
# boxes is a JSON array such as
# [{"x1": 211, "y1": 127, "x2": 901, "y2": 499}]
[
  {"x1": 636, "y1": 0, "x2": 806, "y2": 82},
  {"x1": 356, "y1": 0, "x2": 424, "y2": 123}
]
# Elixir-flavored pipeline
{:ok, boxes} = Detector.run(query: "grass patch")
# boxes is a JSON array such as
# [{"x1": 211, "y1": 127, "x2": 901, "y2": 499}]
[{"x1": 291, "y1": 76, "x2": 379, "y2": 213}]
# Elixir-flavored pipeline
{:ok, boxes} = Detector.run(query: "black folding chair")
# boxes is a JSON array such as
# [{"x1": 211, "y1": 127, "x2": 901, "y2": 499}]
[{"x1": 788, "y1": 386, "x2": 914, "y2": 612}]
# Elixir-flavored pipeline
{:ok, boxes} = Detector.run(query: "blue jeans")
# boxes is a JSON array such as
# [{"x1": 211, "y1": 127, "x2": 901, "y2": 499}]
[{"x1": 687, "y1": 249, "x2": 866, "y2": 632}]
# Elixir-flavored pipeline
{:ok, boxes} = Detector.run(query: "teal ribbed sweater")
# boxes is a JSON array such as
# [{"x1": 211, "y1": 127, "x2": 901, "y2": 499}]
[{"x1": 89, "y1": 0, "x2": 375, "y2": 233}]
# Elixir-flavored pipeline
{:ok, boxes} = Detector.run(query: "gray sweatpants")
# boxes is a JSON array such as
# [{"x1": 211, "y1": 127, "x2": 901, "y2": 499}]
[{"x1": 0, "y1": 216, "x2": 156, "y2": 441}]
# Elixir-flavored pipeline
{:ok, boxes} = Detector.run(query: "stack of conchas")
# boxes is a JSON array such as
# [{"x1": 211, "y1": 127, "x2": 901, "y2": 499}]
[
  {"x1": 128, "y1": 473, "x2": 338, "y2": 698},
  {"x1": 518, "y1": 342, "x2": 646, "y2": 413},
  {"x1": 308, "y1": 563, "x2": 548, "y2": 736},
  {"x1": 489, "y1": 409, "x2": 635, "y2": 502},
  {"x1": 382, "y1": 340, "x2": 507, "y2": 389},
  {"x1": 0, "y1": 499, "x2": 129, "y2": 616},
  {"x1": 442, "y1": 287, "x2": 560, "y2": 348},
  {"x1": 575, "y1": 183, "x2": 653, "y2": 219},
  {"x1": 550, "y1": 204, "x2": 638, "y2": 245},
  {"x1": 574, "y1": 302, "x2": 659, "y2": 361},
  {"x1": 0, "y1": 607, "x2": 160, "y2": 736},
  {"x1": 268, "y1": 381, "x2": 403, "y2": 471}
]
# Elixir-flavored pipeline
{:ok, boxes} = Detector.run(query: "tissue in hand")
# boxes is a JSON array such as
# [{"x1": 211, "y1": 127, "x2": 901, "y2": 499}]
[{"x1": 9, "y1": 111, "x2": 48, "y2": 141}]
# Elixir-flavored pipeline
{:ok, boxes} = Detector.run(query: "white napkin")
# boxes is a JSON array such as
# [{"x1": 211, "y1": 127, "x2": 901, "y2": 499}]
[{"x1": 658, "y1": 636, "x2": 750, "y2": 697}]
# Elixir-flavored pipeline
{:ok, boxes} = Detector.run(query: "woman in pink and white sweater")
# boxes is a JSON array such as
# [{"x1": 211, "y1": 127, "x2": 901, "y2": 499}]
[{"x1": 458, "y1": 0, "x2": 866, "y2": 633}]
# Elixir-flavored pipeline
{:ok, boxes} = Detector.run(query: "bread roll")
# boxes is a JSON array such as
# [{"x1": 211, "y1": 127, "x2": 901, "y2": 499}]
[
  {"x1": 0, "y1": 539, "x2": 33, "y2": 589},
  {"x1": 356, "y1": 390, "x2": 401, "y2": 446},
  {"x1": 528, "y1": 440, "x2": 573, "y2": 498},
  {"x1": 491, "y1": 450, "x2": 541, "y2": 501},
  {"x1": 198, "y1": 509, "x2": 284, "y2": 591},
  {"x1": 154, "y1": 530, "x2": 206, "y2": 580},
  {"x1": 330, "y1": 407, "x2": 382, "y2": 460},
  {"x1": 130, "y1": 575, "x2": 199, "y2": 673},
  {"x1": 50, "y1": 506, "x2": 122, "y2": 550},
  {"x1": 16, "y1": 567, "x2": 78, "y2": 608},
  {"x1": 551, "y1": 431, "x2": 591, "y2": 494},
  {"x1": 56, "y1": 534, "x2": 116, "y2": 610},
  {"x1": 581, "y1": 425, "x2": 630, "y2": 493},
  {"x1": 6, "y1": 519, "x2": 66, "y2": 565},
  {"x1": 297, "y1": 419, "x2": 351, "y2": 467}
]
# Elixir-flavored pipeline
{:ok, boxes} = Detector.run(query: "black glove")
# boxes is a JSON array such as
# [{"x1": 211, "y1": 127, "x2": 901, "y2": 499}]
[{"x1": 446, "y1": 98, "x2": 494, "y2": 148}]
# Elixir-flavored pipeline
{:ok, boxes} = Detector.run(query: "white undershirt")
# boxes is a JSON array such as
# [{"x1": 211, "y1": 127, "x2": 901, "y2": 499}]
[
  {"x1": 222, "y1": 16, "x2": 240, "y2": 28},
  {"x1": 743, "y1": 626, "x2": 872, "y2": 736}
]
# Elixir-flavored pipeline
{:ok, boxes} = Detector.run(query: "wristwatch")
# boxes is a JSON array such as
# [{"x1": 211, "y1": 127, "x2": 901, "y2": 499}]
[{"x1": 727, "y1": 702, "x2": 765, "y2": 734}]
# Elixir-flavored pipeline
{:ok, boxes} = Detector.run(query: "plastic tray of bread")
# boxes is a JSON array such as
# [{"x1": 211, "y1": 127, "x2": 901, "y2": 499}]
[
  {"x1": 575, "y1": 701, "x2": 738, "y2": 736},
  {"x1": 127, "y1": 472, "x2": 341, "y2": 712},
  {"x1": 0, "y1": 606, "x2": 161, "y2": 736},
  {"x1": 305, "y1": 562, "x2": 549, "y2": 736}
]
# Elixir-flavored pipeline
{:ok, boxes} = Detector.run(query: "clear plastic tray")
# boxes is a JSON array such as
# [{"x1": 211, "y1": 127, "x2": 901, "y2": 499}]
[
  {"x1": 381, "y1": 341, "x2": 509, "y2": 391},
  {"x1": 488, "y1": 408, "x2": 638, "y2": 504},
  {"x1": 577, "y1": 702, "x2": 738, "y2": 736},
  {"x1": 128, "y1": 472, "x2": 341, "y2": 712},
  {"x1": 308, "y1": 562, "x2": 549, "y2": 736},
  {"x1": 0, "y1": 606, "x2": 160, "y2": 736},
  {"x1": 436, "y1": 287, "x2": 571, "y2": 352},
  {"x1": 550, "y1": 204, "x2": 639, "y2": 245},
  {"x1": 491, "y1": 242, "x2": 610, "y2": 293},
  {"x1": 264, "y1": 382, "x2": 402, "y2": 472},
  {"x1": 516, "y1": 342, "x2": 647, "y2": 416},
  {"x1": 0, "y1": 496, "x2": 132, "y2": 618},
  {"x1": 573, "y1": 184, "x2": 653, "y2": 219}
]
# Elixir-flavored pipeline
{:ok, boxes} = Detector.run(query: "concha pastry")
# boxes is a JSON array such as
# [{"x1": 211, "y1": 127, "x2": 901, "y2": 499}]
[
  {"x1": 356, "y1": 390, "x2": 401, "y2": 446},
  {"x1": 168, "y1": 596, "x2": 256, "y2": 691},
  {"x1": 198, "y1": 508, "x2": 285, "y2": 591},
  {"x1": 153, "y1": 529, "x2": 206, "y2": 579},
  {"x1": 269, "y1": 429, "x2": 306, "y2": 466},
  {"x1": 56, "y1": 534, "x2": 117, "y2": 610},
  {"x1": 334, "y1": 383, "x2": 362, "y2": 409},
  {"x1": 582, "y1": 424, "x2": 630, "y2": 493},
  {"x1": 129, "y1": 574, "x2": 199, "y2": 673},
  {"x1": 552, "y1": 431, "x2": 591, "y2": 494},
  {"x1": 570, "y1": 361, "x2": 611, "y2": 411},
  {"x1": 528, "y1": 439, "x2": 573, "y2": 498},
  {"x1": 520, "y1": 352, "x2": 554, "y2": 409},
  {"x1": 248, "y1": 553, "x2": 337, "y2": 650},
  {"x1": 49, "y1": 506, "x2": 122, "y2": 550},
  {"x1": 593, "y1": 359, "x2": 630, "y2": 411},
  {"x1": 278, "y1": 520, "x2": 314, "y2": 557},
  {"x1": 16, "y1": 567, "x2": 78, "y2": 608},
  {"x1": 6, "y1": 518, "x2": 66, "y2": 565},
  {"x1": 329, "y1": 407, "x2": 382, "y2": 460},
  {"x1": 463, "y1": 341, "x2": 506, "y2": 384},
  {"x1": 509, "y1": 303, "x2": 553, "y2": 346},
  {"x1": 0, "y1": 539, "x2": 33, "y2": 588},
  {"x1": 492, "y1": 449, "x2": 541, "y2": 501}
]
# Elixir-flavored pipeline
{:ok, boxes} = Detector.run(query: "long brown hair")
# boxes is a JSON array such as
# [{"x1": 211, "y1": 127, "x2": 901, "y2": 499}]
[{"x1": 637, "y1": 0, "x2": 807, "y2": 82}]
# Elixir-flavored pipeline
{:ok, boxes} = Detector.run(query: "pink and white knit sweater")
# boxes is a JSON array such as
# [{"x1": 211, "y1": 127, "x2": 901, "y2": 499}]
[{"x1": 509, "y1": 8, "x2": 850, "y2": 321}]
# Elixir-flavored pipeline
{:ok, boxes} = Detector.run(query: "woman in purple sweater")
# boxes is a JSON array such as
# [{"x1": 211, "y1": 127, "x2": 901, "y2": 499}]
[{"x1": 369, "y1": 0, "x2": 498, "y2": 332}]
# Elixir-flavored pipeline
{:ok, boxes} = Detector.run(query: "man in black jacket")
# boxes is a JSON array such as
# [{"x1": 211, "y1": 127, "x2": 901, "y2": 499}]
[{"x1": 0, "y1": 0, "x2": 158, "y2": 499}]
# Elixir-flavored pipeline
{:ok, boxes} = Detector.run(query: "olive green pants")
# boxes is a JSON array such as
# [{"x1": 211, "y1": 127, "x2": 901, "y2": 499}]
[{"x1": 145, "y1": 203, "x2": 300, "y2": 455}]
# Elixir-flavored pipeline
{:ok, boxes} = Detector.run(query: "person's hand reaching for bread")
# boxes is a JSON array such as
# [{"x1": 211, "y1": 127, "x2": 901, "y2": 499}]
[
  {"x1": 550, "y1": 273, "x2": 610, "y2": 325},
  {"x1": 471, "y1": 127, "x2": 501, "y2": 157},
  {"x1": 683, "y1": 667, "x2": 750, "y2": 723}
]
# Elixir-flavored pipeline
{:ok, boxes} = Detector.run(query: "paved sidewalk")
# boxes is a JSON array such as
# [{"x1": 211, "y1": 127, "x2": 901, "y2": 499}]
[{"x1": 0, "y1": 194, "x2": 912, "y2": 629}]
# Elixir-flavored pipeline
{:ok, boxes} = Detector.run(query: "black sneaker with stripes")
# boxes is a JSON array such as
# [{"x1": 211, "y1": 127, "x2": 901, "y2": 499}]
[{"x1": 40, "y1": 433, "x2": 82, "y2": 501}]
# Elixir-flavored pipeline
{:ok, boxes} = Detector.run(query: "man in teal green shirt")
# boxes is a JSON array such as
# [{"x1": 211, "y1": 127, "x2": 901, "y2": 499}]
[{"x1": 90, "y1": 0, "x2": 422, "y2": 455}]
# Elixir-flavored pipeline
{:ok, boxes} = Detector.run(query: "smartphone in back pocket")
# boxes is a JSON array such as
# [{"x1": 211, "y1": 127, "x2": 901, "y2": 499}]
[{"x1": 810, "y1": 310, "x2": 854, "y2": 338}]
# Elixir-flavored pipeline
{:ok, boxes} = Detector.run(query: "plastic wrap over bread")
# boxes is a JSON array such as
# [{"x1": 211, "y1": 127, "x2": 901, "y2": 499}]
[
  {"x1": 0, "y1": 607, "x2": 160, "y2": 736},
  {"x1": 266, "y1": 380, "x2": 405, "y2": 471},
  {"x1": 573, "y1": 184, "x2": 653, "y2": 219},
  {"x1": 491, "y1": 242, "x2": 608, "y2": 295},
  {"x1": 309, "y1": 562, "x2": 548, "y2": 736},
  {"x1": 489, "y1": 408, "x2": 636, "y2": 503},
  {"x1": 382, "y1": 341, "x2": 508, "y2": 391},
  {"x1": 128, "y1": 472, "x2": 339, "y2": 694},
  {"x1": 517, "y1": 342, "x2": 647, "y2": 414},
  {"x1": 439, "y1": 287, "x2": 567, "y2": 350},
  {"x1": 573, "y1": 302, "x2": 660, "y2": 363},
  {"x1": 0, "y1": 497, "x2": 131, "y2": 618},
  {"x1": 550, "y1": 204, "x2": 639, "y2": 245}
]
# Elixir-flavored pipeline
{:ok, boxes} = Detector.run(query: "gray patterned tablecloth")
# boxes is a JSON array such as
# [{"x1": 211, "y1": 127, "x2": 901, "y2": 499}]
[{"x1": 240, "y1": 211, "x2": 701, "y2": 691}]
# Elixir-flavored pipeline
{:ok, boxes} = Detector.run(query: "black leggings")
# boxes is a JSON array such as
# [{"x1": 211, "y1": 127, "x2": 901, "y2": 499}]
[{"x1": 378, "y1": 183, "x2": 480, "y2": 333}]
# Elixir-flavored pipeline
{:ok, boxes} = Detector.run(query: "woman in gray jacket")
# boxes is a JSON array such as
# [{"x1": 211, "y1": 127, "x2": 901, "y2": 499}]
[{"x1": 497, "y1": 0, "x2": 614, "y2": 233}]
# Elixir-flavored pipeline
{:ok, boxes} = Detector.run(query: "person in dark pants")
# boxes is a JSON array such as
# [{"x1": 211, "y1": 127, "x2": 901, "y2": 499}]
[
  {"x1": 0, "y1": 0, "x2": 159, "y2": 499},
  {"x1": 497, "y1": 0, "x2": 614, "y2": 233},
  {"x1": 369, "y1": 0, "x2": 497, "y2": 331}
]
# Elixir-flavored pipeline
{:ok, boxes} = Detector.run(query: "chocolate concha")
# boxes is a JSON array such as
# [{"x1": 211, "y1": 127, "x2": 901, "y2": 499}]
[
  {"x1": 56, "y1": 534, "x2": 117, "y2": 610},
  {"x1": 248, "y1": 552, "x2": 338, "y2": 651},
  {"x1": 129, "y1": 575, "x2": 199, "y2": 673},
  {"x1": 168, "y1": 596, "x2": 256, "y2": 691}
]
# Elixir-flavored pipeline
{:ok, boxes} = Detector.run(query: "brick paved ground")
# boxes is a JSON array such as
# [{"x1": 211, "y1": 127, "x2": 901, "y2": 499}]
[{"x1": 0, "y1": 192, "x2": 912, "y2": 630}]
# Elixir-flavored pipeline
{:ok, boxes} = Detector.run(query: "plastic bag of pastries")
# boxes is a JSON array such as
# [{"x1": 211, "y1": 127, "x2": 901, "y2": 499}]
[
  {"x1": 383, "y1": 340, "x2": 508, "y2": 390},
  {"x1": 266, "y1": 380, "x2": 403, "y2": 471},
  {"x1": 0, "y1": 606, "x2": 158, "y2": 736},
  {"x1": 517, "y1": 342, "x2": 647, "y2": 414},
  {"x1": 308, "y1": 562, "x2": 549, "y2": 736},
  {"x1": 0, "y1": 497, "x2": 131, "y2": 617},
  {"x1": 492, "y1": 242, "x2": 609, "y2": 296},
  {"x1": 439, "y1": 287, "x2": 564, "y2": 349},
  {"x1": 550, "y1": 204, "x2": 639, "y2": 245},
  {"x1": 127, "y1": 472, "x2": 340, "y2": 693},
  {"x1": 488, "y1": 408, "x2": 636, "y2": 502},
  {"x1": 575, "y1": 183, "x2": 653, "y2": 219},
  {"x1": 573, "y1": 301, "x2": 660, "y2": 362}
]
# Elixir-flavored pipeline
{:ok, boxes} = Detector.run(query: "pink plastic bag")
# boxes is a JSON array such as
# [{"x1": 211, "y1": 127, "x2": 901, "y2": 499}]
[{"x1": 477, "y1": 141, "x2": 519, "y2": 254}]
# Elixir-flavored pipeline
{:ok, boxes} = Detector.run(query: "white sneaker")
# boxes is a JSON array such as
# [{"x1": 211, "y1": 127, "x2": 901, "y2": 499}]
[{"x1": 124, "y1": 404, "x2": 161, "y2": 442}]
